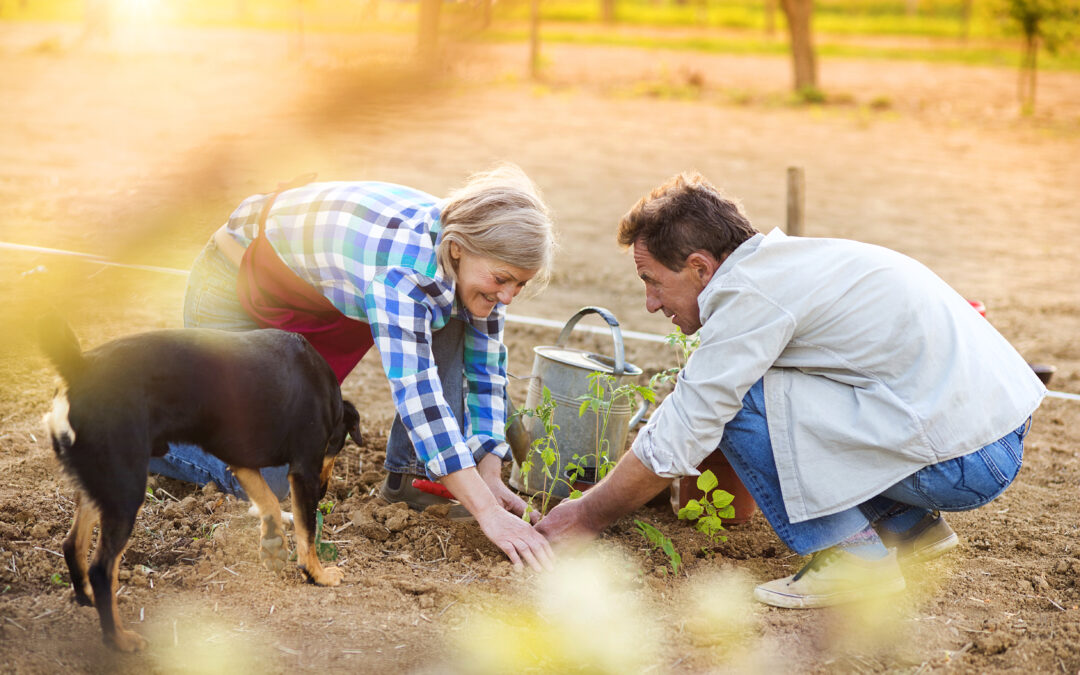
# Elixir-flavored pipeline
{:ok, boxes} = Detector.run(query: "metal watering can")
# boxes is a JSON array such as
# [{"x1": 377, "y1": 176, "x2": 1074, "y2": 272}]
[{"x1": 508, "y1": 306, "x2": 649, "y2": 499}]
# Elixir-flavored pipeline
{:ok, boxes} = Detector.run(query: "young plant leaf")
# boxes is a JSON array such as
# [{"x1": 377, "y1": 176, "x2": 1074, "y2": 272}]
[{"x1": 697, "y1": 469, "x2": 719, "y2": 494}]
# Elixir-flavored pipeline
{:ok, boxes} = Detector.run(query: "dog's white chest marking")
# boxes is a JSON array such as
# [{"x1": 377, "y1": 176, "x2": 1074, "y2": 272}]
[{"x1": 43, "y1": 387, "x2": 76, "y2": 445}]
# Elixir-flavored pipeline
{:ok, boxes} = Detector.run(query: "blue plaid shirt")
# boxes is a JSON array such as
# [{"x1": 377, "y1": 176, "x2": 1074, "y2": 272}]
[{"x1": 224, "y1": 181, "x2": 510, "y2": 478}]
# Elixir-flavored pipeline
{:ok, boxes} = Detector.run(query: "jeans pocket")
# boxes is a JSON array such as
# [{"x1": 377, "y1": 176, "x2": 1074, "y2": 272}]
[{"x1": 913, "y1": 443, "x2": 1019, "y2": 512}]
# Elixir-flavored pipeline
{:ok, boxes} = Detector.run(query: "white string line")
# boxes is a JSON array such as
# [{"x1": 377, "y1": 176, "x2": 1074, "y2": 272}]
[{"x1": 4, "y1": 239, "x2": 1076, "y2": 401}]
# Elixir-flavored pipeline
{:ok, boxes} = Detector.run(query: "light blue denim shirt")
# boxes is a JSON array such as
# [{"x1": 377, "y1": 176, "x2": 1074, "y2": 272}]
[{"x1": 633, "y1": 229, "x2": 1045, "y2": 522}]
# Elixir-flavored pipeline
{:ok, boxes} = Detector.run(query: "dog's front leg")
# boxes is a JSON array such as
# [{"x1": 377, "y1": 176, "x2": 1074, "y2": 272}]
[
  {"x1": 230, "y1": 467, "x2": 289, "y2": 574},
  {"x1": 62, "y1": 493, "x2": 98, "y2": 607},
  {"x1": 289, "y1": 471, "x2": 343, "y2": 586}
]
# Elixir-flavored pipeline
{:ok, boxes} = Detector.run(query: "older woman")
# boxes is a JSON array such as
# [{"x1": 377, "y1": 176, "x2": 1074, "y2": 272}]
[{"x1": 152, "y1": 164, "x2": 556, "y2": 571}]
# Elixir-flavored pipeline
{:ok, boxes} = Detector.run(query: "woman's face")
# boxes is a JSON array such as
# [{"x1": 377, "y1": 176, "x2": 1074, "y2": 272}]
[{"x1": 450, "y1": 241, "x2": 538, "y2": 318}]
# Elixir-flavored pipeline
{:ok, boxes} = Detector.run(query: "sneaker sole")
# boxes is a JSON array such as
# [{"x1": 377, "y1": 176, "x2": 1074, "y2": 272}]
[
  {"x1": 753, "y1": 576, "x2": 907, "y2": 609},
  {"x1": 900, "y1": 532, "x2": 960, "y2": 566}
]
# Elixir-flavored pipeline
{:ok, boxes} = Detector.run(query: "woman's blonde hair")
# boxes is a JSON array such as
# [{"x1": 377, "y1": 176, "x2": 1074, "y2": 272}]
[{"x1": 437, "y1": 163, "x2": 556, "y2": 295}]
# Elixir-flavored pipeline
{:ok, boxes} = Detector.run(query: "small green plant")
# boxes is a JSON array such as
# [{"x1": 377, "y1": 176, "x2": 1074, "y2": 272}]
[
  {"x1": 314, "y1": 510, "x2": 339, "y2": 562},
  {"x1": 677, "y1": 470, "x2": 735, "y2": 544},
  {"x1": 514, "y1": 386, "x2": 574, "y2": 518},
  {"x1": 635, "y1": 519, "x2": 681, "y2": 576},
  {"x1": 649, "y1": 327, "x2": 700, "y2": 390},
  {"x1": 192, "y1": 522, "x2": 223, "y2": 542},
  {"x1": 318, "y1": 500, "x2": 335, "y2": 515},
  {"x1": 49, "y1": 572, "x2": 69, "y2": 587},
  {"x1": 574, "y1": 371, "x2": 656, "y2": 483}
]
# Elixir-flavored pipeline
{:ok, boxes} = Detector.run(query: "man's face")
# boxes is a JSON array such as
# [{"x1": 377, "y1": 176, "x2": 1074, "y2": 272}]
[{"x1": 632, "y1": 240, "x2": 708, "y2": 335}]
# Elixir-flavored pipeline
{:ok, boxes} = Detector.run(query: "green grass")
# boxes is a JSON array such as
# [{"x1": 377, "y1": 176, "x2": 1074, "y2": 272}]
[
  {"x1": 477, "y1": 23, "x2": 1080, "y2": 71},
  {"x1": 3, "y1": 0, "x2": 1075, "y2": 71}
]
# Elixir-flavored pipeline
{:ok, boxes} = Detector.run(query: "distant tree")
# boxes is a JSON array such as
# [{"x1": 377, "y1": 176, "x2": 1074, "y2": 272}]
[
  {"x1": 530, "y1": 0, "x2": 542, "y2": 77},
  {"x1": 779, "y1": 0, "x2": 818, "y2": 92},
  {"x1": 996, "y1": 0, "x2": 1079, "y2": 112},
  {"x1": 418, "y1": 0, "x2": 442, "y2": 66},
  {"x1": 601, "y1": 0, "x2": 616, "y2": 23},
  {"x1": 764, "y1": 0, "x2": 778, "y2": 36}
]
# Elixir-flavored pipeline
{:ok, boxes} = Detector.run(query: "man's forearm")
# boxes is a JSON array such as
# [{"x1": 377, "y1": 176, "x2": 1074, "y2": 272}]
[{"x1": 577, "y1": 450, "x2": 672, "y2": 531}]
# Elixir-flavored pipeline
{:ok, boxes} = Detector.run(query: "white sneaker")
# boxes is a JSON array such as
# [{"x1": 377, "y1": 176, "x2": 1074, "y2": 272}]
[{"x1": 753, "y1": 548, "x2": 906, "y2": 609}]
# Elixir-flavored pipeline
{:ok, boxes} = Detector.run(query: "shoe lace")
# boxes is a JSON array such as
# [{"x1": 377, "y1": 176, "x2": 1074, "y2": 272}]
[{"x1": 792, "y1": 548, "x2": 842, "y2": 581}]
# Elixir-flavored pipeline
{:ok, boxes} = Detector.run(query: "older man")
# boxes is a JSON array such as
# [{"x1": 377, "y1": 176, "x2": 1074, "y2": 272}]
[{"x1": 537, "y1": 172, "x2": 1044, "y2": 608}]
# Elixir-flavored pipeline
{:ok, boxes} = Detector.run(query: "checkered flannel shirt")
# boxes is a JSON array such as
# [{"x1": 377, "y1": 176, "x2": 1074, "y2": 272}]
[{"x1": 224, "y1": 181, "x2": 510, "y2": 478}]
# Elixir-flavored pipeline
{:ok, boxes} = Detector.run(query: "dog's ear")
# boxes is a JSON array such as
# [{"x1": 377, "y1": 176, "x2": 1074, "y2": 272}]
[{"x1": 342, "y1": 400, "x2": 362, "y2": 445}]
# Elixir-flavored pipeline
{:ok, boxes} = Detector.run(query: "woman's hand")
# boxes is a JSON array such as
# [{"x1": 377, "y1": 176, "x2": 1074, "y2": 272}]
[
  {"x1": 441, "y1": 463, "x2": 554, "y2": 572},
  {"x1": 474, "y1": 501, "x2": 556, "y2": 572},
  {"x1": 476, "y1": 452, "x2": 540, "y2": 523}
]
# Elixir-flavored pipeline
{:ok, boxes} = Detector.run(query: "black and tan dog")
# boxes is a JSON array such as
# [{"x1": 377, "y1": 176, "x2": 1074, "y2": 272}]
[{"x1": 38, "y1": 315, "x2": 361, "y2": 652}]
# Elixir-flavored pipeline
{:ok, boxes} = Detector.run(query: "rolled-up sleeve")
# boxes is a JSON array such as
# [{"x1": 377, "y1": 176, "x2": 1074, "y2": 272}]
[
  {"x1": 364, "y1": 269, "x2": 475, "y2": 478},
  {"x1": 462, "y1": 306, "x2": 511, "y2": 462}
]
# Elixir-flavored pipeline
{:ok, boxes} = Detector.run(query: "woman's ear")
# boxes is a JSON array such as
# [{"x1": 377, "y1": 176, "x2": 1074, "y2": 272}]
[{"x1": 448, "y1": 240, "x2": 462, "y2": 261}]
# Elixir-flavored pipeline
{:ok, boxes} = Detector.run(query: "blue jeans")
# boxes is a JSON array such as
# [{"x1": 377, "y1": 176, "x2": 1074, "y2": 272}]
[
  {"x1": 148, "y1": 237, "x2": 289, "y2": 500},
  {"x1": 720, "y1": 379, "x2": 1028, "y2": 555}
]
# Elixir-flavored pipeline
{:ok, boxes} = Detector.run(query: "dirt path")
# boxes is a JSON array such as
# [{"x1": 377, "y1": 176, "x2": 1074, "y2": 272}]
[{"x1": 1, "y1": 20, "x2": 1079, "y2": 673}]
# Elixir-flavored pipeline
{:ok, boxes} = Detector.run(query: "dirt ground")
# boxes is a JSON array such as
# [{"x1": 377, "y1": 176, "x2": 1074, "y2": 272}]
[{"x1": 1, "y1": 18, "x2": 1079, "y2": 674}]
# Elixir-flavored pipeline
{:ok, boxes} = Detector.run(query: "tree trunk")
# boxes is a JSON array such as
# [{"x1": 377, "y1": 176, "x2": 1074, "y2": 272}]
[
  {"x1": 418, "y1": 0, "x2": 442, "y2": 66},
  {"x1": 1019, "y1": 33, "x2": 1038, "y2": 112},
  {"x1": 601, "y1": 0, "x2": 615, "y2": 23},
  {"x1": 530, "y1": 0, "x2": 541, "y2": 78},
  {"x1": 764, "y1": 0, "x2": 777, "y2": 36},
  {"x1": 779, "y1": 0, "x2": 817, "y2": 91}
]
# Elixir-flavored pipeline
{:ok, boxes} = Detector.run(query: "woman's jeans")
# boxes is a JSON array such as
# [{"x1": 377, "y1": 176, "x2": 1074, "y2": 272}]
[
  {"x1": 147, "y1": 237, "x2": 290, "y2": 500},
  {"x1": 720, "y1": 379, "x2": 1028, "y2": 556}
]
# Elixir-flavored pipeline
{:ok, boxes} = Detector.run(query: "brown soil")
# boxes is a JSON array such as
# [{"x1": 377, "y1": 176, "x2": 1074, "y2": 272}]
[{"x1": 2, "y1": 20, "x2": 1079, "y2": 674}]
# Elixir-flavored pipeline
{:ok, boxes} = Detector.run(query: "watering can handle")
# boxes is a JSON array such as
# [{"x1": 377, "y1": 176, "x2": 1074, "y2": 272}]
[{"x1": 555, "y1": 306, "x2": 627, "y2": 376}]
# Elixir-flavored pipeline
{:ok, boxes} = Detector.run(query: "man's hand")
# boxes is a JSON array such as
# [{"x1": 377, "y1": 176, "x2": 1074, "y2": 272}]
[
  {"x1": 477, "y1": 452, "x2": 539, "y2": 523},
  {"x1": 534, "y1": 450, "x2": 672, "y2": 548},
  {"x1": 534, "y1": 498, "x2": 601, "y2": 550}
]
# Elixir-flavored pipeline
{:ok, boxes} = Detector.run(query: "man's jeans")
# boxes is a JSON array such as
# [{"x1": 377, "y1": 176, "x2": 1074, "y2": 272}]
[{"x1": 720, "y1": 379, "x2": 1028, "y2": 555}]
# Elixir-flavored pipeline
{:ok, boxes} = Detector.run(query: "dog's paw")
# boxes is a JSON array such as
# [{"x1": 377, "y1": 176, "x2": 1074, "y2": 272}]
[
  {"x1": 69, "y1": 587, "x2": 94, "y2": 607},
  {"x1": 258, "y1": 534, "x2": 289, "y2": 574},
  {"x1": 309, "y1": 565, "x2": 344, "y2": 587},
  {"x1": 109, "y1": 628, "x2": 147, "y2": 652}
]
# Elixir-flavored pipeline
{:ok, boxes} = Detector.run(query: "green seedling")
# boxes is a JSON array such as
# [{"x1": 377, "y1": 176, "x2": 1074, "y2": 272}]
[
  {"x1": 576, "y1": 371, "x2": 656, "y2": 484},
  {"x1": 49, "y1": 572, "x2": 69, "y2": 587},
  {"x1": 677, "y1": 470, "x2": 735, "y2": 544},
  {"x1": 635, "y1": 520, "x2": 681, "y2": 576},
  {"x1": 318, "y1": 500, "x2": 335, "y2": 515},
  {"x1": 192, "y1": 522, "x2": 223, "y2": 543},
  {"x1": 314, "y1": 510, "x2": 339, "y2": 562},
  {"x1": 514, "y1": 385, "x2": 574, "y2": 516},
  {"x1": 649, "y1": 327, "x2": 700, "y2": 390}
]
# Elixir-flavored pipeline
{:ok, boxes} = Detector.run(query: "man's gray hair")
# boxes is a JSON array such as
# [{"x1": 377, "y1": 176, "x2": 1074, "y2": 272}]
[{"x1": 438, "y1": 163, "x2": 556, "y2": 295}]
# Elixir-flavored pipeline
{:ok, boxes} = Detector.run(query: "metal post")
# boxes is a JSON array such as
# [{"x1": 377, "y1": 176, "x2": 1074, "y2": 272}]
[{"x1": 786, "y1": 166, "x2": 805, "y2": 236}]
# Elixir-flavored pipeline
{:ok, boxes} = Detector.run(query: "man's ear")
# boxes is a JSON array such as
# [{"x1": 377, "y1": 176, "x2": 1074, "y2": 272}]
[{"x1": 686, "y1": 251, "x2": 722, "y2": 285}]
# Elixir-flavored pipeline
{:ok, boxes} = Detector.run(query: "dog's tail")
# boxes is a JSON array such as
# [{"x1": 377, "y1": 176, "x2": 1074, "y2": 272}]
[{"x1": 37, "y1": 314, "x2": 86, "y2": 383}]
